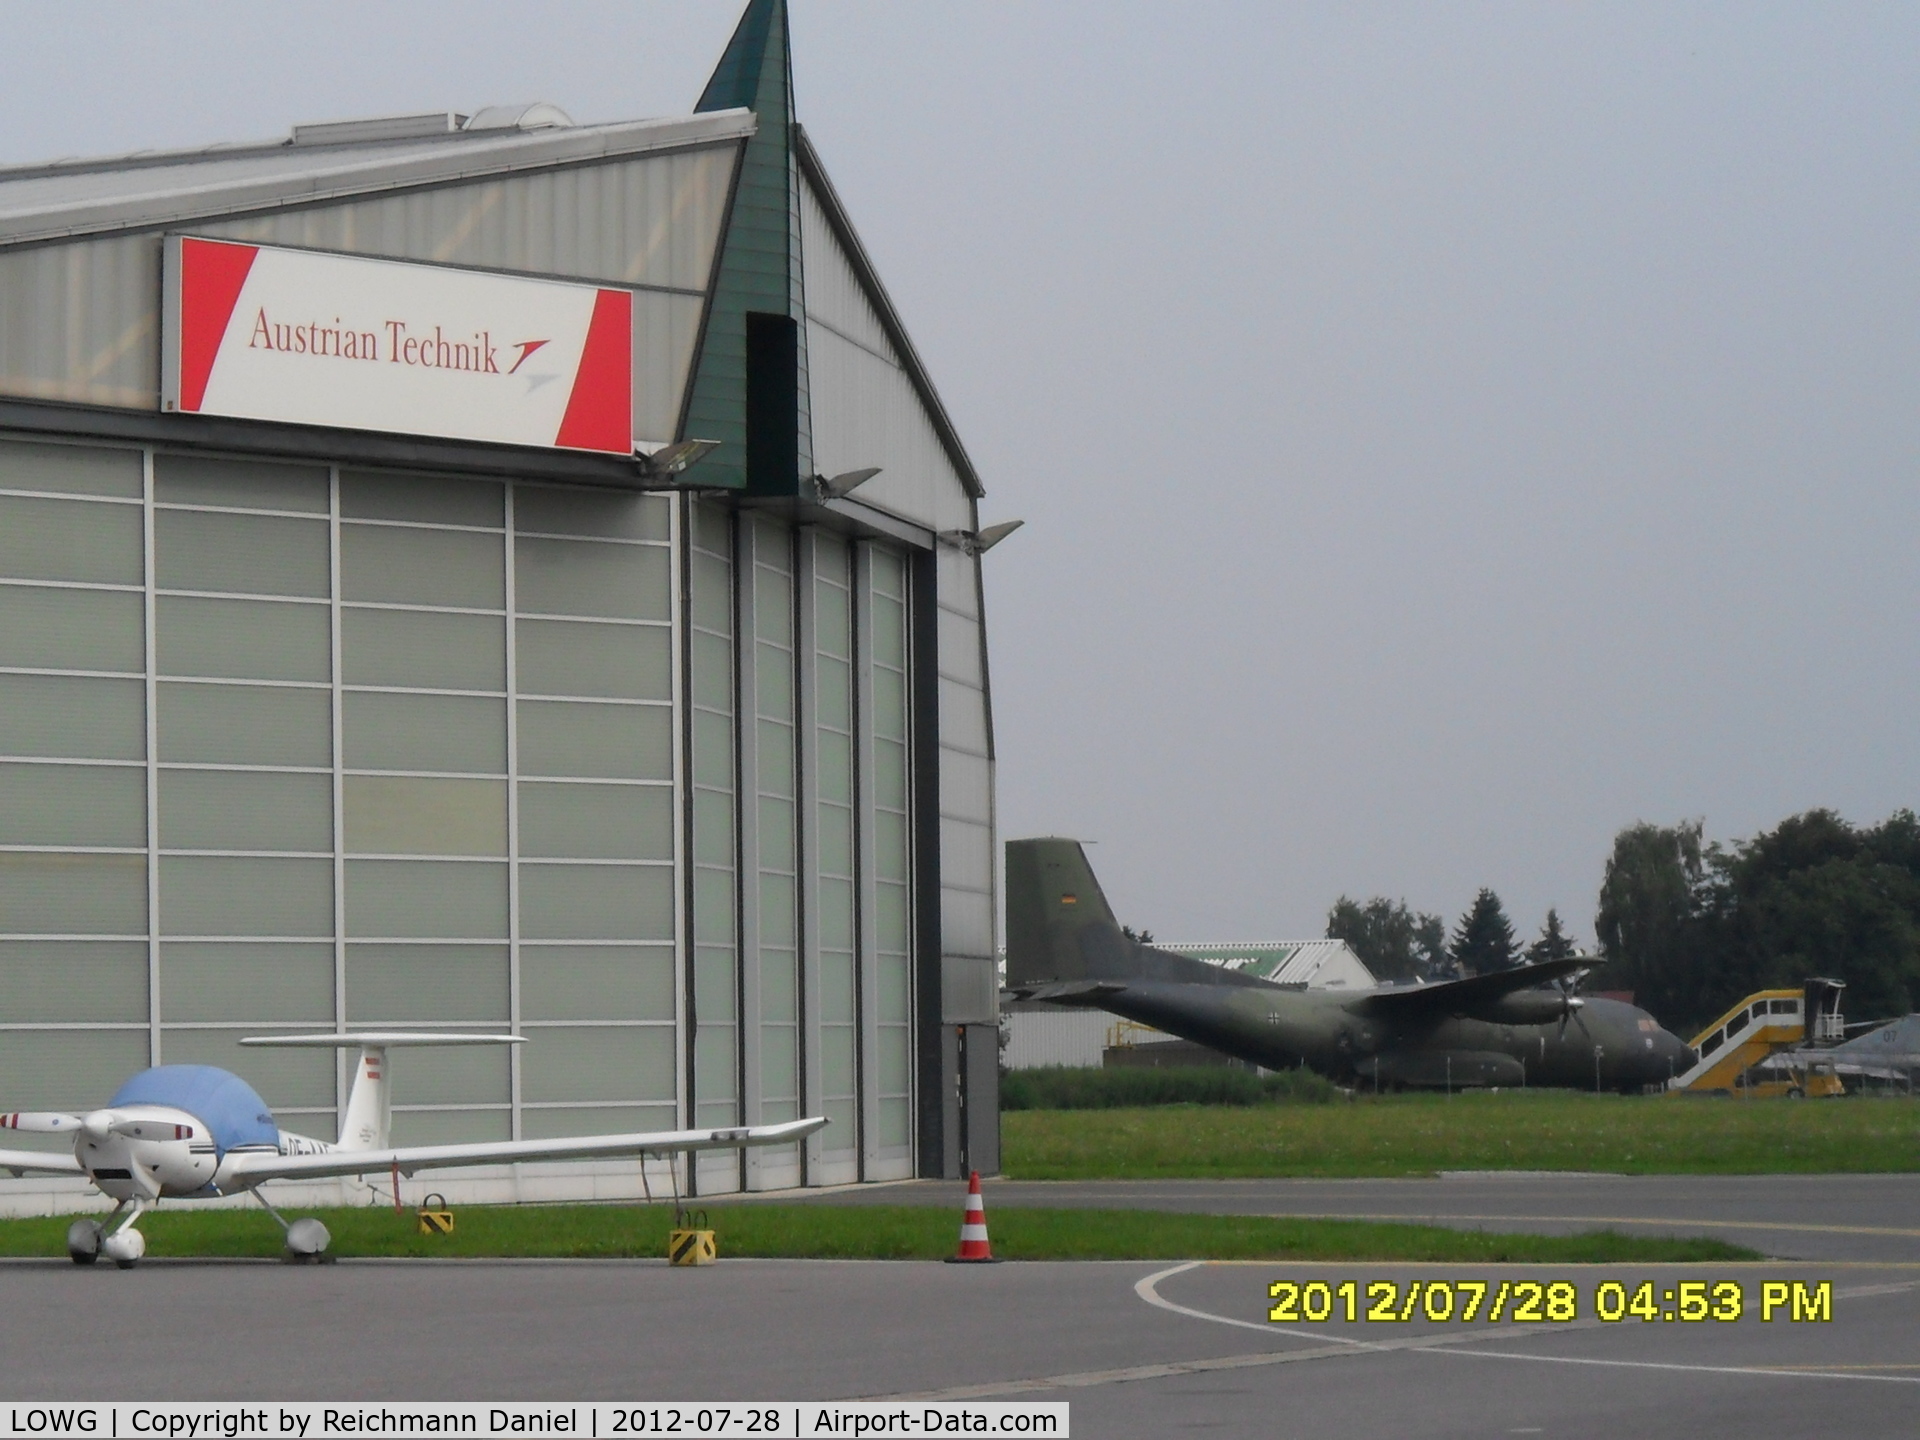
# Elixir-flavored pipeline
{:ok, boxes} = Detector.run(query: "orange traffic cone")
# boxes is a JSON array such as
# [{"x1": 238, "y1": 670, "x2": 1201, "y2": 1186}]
[{"x1": 945, "y1": 1171, "x2": 1000, "y2": 1263}]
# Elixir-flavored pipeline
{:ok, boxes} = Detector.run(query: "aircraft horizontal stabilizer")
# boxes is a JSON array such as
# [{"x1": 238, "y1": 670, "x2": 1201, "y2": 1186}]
[
  {"x1": 221, "y1": 1116, "x2": 828, "y2": 1185},
  {"x1": 0, "y1": 1146, "x2": 83, "y2": 1177},
  {"x1": 1359, "y1": 958, "x2": 1595, "y2": 1018},
  {"x1": 1007, "y1": 979, "x2": 1130, "y2": 1005},
  {"x1": 240, "y1": 1032, "x2": 526, "y2": 1048}
]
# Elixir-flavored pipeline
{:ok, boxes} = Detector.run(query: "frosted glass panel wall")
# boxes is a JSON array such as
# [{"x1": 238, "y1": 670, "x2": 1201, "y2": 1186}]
[
  {"x1": 752, "y1": 522, "x2": 800, "y2": 1135},
  {"x1": 337, "y1": 468, "x2": 508, "y2": 1141},
  {"x1": 866, "y1": 547, "x2": 914, "y2": 1163},
  {"x1": 0, "y1": 440, "x2": 151, "y2": 1111},
  {"x1": 510, "y1": 483, "x2": 678, "y2": 1138},
  {"x1": 0, "y1": 436, "x2": 678, "y2": 1142},
  {"x1": 811, "y1": 536, "x2": 859, "y2": 1162},
  {"x1": 687, "y1": 500, "x2": 738, "y2": 1183}
]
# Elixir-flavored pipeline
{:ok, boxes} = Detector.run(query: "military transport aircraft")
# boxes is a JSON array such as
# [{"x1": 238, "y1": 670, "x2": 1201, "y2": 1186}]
[
  {"x1": 0, "y1": 1032, "x2": 823, "y2": 1268},
  {"x1": 1005, "y1": 838, "x2": 1695, "y2": 1091}
]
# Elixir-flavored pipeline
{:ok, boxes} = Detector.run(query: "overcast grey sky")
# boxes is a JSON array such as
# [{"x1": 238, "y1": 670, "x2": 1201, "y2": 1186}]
[{"x1": 5, "y1": 2, "x2": 1916, "y2": 948}]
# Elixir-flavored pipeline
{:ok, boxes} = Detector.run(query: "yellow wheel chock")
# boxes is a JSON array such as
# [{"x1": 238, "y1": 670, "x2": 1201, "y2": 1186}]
[
  {"x1": 669, "y1": 1207, "x2": 715, "y2": 1265},
  {"x1": 416, "y1": 1193, "x2": 454, "y2": 1236}
]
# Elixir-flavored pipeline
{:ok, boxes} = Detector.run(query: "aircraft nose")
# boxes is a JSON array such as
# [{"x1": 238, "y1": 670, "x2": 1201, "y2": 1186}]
[{"x1": 1658, "y1": 1031, "x2": 1692, "y2": 1074}]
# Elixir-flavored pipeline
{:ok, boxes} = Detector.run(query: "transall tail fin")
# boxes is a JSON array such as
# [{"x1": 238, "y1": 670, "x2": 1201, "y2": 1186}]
[
  {"x1": 1004, "y1": 838, "x2": 1255, "y2": 994},
  {"x1": 240, "y1": 1032, "x2": 524, "y2": 1152}
]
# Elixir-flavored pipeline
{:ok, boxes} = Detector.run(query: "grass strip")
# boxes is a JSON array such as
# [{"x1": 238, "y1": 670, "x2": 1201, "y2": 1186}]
[
  {"x1": 1003, "y1": 1090, "x2": 1920, "y2": 1179},
  {"x1": 1001, "y1": 1066, "x2": 1342, "y2": 1110},
  {"x1": 0, "y1": 1203, "x2": 1756, "y2": 1264}
]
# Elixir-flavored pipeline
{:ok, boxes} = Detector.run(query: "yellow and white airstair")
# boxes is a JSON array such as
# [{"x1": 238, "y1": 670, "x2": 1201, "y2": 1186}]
[{"x1": 1669, "y1": 983, "x2": 1846, "y2": 1095}]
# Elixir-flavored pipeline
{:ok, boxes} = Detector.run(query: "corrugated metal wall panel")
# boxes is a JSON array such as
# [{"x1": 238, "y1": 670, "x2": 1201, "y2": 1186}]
[
  {"x1": 806, "y1": 323, "x2": 976, "y2": 534},
  {"x1": 938, "y1": 677, "x2": 990, "y2": 756},
  {"x1": 796, "y1": 179, "x2": 890, "y2": 355},
  {"x1": 935, "y1": 548, "x2": 979, "y2": 618},
  {"x1": 0, "y1": 234, "x2": 158, "y2": 409},
  {"x1": 799, "y1": 179, "x2": 975, "y2": 536},
  {"x1": 797, "y1": 174, "x2": 997, "y2": 1032},
  {"x1": 939, "y1": 814, "x2": 994, "y2": 893},
  {"x1": 941, "y1": 895, "x2": 996, "y2": 967},
  {"x1": 940, "y1": 751, "x2": 992, "y2": 827},
  {"x1": 0, "y1": 146, "x2": 733, "y2": 444},
  {"x1": 201, "y1": 145, "x2": 731, "y2": 294}
]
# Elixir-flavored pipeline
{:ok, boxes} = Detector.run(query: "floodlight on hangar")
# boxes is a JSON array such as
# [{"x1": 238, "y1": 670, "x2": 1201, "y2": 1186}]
[
  {"x1": 813, "y1": 466, "x2": 883, "y2": 501},
  {"x1": 937, "y1": 519, "x2": 1024, "y2": 555},
  {"x1": 635, "y1": 438, "x2": 722, "y2": 483}
]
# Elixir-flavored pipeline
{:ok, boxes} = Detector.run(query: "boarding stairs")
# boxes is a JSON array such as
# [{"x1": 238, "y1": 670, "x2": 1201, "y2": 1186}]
[{"x1": 1669, "y1": 980, "x2": 1847, "y2": 1093}]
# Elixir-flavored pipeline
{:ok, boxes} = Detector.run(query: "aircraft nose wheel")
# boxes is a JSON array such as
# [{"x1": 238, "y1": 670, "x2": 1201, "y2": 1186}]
[
  {"x1": 66, "y1": 1219, "x2": 103, "y2": 1266},
  {"x1": 282, "y1": 1216, "x2": 333, "y2": 1263}
]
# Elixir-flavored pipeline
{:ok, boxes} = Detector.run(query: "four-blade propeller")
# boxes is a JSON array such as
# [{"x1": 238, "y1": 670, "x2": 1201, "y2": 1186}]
[{"x1": 1556, "y1": 970, "x2": 1592, "y2": 1039}]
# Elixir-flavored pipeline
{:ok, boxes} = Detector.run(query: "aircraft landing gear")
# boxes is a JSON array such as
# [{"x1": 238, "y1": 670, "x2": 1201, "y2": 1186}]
[
  {"x1": 82, "y1": 1198, "x2": 151, "y2": 1269},
  {"x1": 250, "y1": 1189, "x2": 333, "y2": 1263},
  {"x1": 66, "y1": 1218, "x2": 103, "y2": 1265}
]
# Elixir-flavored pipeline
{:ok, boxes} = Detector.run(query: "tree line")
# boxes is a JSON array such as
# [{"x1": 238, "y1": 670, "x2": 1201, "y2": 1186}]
[
  {"x1": 1325, "y1": 891, "x2": 1574, "y2": 984},
  {"x1": 1325, "y1": 808, "x2": 1920, "y2": 1035},
  {"x1": 1595, "y1": 809, "x2": 1920, "y2": 1033}
]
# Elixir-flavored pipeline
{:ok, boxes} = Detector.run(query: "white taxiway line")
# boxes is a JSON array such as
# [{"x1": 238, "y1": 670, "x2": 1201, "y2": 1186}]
[{"x1": 1429, "y1": 1349, "x2": 1920, "y2": 1384}]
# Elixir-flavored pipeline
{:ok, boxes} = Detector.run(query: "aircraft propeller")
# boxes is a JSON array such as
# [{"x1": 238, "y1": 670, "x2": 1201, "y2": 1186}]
[
  {"x1": 1, "y1": 1111, "x2": 196, "y2": 1141},
  {"x1": 1555, "y1": 970, "x2": 1592, "y2": 1040},
  {"x1": 1, "y1": 1112, "x2": 83, "y2": 1134}
]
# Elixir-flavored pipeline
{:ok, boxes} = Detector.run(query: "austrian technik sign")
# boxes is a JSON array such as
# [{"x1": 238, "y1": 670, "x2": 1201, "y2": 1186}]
[{"x1": 162, "y1": 236, "x2": 633, "y2": 455}]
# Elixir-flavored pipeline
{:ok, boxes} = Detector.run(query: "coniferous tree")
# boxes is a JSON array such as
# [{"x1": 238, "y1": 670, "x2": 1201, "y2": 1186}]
[
  {"x1": 1450, "y1": 888, "x2": 1519, "y2": 974},
  {"x1": 1526, "y1": 908, "x2": 1577, "y2": 965}
]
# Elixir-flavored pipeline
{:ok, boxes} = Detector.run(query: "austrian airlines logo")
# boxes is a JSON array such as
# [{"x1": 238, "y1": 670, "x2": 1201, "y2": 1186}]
[{"x1": 508, "y1": 339, "x2": 550, "y2": 375}]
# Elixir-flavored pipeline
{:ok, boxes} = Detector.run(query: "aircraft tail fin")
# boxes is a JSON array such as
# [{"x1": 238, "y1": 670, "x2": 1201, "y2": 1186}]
[
  {"x1": 241, "y1": 1032, "x2": 524, "y2": 1152},
  {"x1": 1005, "y1": 838, "x2": 1259, "y2": 994}
]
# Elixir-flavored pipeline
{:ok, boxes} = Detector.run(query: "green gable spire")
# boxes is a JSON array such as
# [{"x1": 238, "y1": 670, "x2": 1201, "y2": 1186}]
[{"x1": 678, "y1": 0, "x2": 811, "y2": 493}]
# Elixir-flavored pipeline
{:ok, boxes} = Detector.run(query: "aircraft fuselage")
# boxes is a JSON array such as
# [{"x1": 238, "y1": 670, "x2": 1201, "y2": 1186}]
[{"x1": 1092, "y1": 982, "x2": 1695, "y2": 1091}]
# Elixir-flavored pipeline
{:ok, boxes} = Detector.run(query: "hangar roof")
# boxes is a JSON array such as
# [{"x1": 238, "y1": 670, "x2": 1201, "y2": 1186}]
[{"x1": 0, "y1": 108, "x2": 755, "y2": 248}]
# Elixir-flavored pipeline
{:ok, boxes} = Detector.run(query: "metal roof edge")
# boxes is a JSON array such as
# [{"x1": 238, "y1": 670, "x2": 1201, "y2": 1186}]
[
  {"x1": 1158, "y1": 940, "x2": 1351, "y2": 951},
  {"x1": 733, "y1": 490, "x2": 935, "y2": 551},
  {"x1": 0, "y1": 110, "x2": 756, "y2": 250},
  {"x1": 793, "y1": 123, "x2": 984, "y2": 501}
]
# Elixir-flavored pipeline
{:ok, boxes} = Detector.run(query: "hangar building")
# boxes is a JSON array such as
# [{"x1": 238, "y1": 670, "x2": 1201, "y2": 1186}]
[{"x1": 0, "y1": 0, "x2": 1002, "y2": 1201}]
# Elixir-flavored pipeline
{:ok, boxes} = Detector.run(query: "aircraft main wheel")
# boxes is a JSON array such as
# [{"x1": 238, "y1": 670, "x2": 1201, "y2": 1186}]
[{"x1": 66, "y1": 1218, "x2": 103, "y2": 1266}]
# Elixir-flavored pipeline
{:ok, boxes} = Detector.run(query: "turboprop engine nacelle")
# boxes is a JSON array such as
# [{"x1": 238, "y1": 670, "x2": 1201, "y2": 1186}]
[{"x1": 1474, "y1": 991, "x2": 1582, "y2": 1027}]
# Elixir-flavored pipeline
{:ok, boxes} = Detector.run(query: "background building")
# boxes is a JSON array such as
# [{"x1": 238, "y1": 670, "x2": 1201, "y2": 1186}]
[{"x1": 0, "y1": 0, "x2": 1001, "y2": 1203}]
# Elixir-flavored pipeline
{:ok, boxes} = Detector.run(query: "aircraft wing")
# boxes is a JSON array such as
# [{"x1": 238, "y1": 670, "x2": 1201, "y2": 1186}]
[
  {"x1": 220, "y1": 1116, "x2": 827, "y2": 1185},
  {"x1": 1357, "y1": 959, "x2": 1594, "y2": 1017},
  {"x1": 0, "y1": 1146, "x2": 83, "y2": 1177}
]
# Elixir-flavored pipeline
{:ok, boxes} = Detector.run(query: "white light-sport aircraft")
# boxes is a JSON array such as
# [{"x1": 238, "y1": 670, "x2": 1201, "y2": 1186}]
[{"x1": 0, "y1": 1033, "x2": 824, "y2": 1267}]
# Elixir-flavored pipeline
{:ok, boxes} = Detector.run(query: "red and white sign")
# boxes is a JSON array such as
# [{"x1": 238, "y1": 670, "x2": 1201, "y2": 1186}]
[{"x1": 162, "y1": 236, "x2": 633, "y2": 455}]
